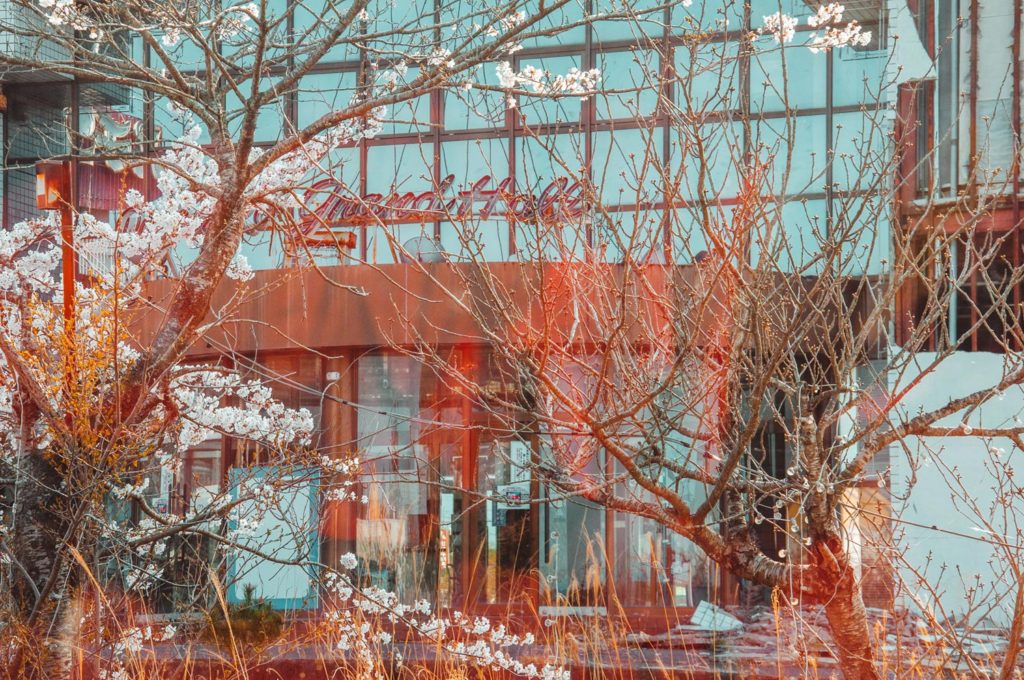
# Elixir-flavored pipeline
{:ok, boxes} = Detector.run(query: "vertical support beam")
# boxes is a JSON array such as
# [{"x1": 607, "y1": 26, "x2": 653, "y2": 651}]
[
  {"x1": 60, "y1": 179, "x2": 76, "y2": 340},
  {"x1": 661, "y1": 0, "x2": 673, "y2": 263},
  {"x1": 968, "y1": 0, "x2": 979, "y2": 193},
  {"x1": 583, "y1": 0, "x2": 595, "y2": 250},
  {"x1": 432, "y1": 0, "x2": 442, "y2": 241},
  {"x1": 1013, "y1": 0, "x2": 1022, "y2": 350},
  {"x1": 320, "y1": 355, "x2": 356, "y2": 570},
  {"x1": 825, "y1": 46, "x2": 834, "y2": 235},
  {"x1": 740, "y1": 0, "x2": 752, "y2": 266}
]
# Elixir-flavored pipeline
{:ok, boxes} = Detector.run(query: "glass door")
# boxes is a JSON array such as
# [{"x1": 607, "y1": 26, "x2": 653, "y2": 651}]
[
  {"x1": 537, "y1": 440, "x2": 606, "y2": 610},
  {"x1": 471, "y1": 435, "x2": 537, "y2": 608}
]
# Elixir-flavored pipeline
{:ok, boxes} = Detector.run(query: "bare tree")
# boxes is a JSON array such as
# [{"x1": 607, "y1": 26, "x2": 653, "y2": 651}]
[
  {"x1": 0, "y1": 0, "x2": 638, "y2": 675},
  {"x1": 379, "y1": 8, "x2": 1024, "y2": 680}
]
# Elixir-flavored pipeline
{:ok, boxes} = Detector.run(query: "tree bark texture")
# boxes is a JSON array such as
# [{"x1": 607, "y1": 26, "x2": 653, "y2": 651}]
[
  {"x1": 7, "y1": 451, "x2": 75, "y2": 679},
  {"x1": 815, "y1": 537, "x2": 881, "y2": 680}
]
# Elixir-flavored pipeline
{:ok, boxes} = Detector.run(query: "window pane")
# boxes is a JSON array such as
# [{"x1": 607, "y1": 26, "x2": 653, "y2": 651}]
[
  {"x1": 289, "y1": 145, "x2": 362, "y2": 265},
  {"x1": 833, "y1": 49, "x2": 884, "y2": 108},
  {"x1": 835, "y1": 194, "x2": 889, "y2": 276},
  {"x1": 596, "y1": 209, "x2": 663, "y2": 263},
  {"x1": 367, "y1": 222, "x2": 438, "y2": 265},
  {"x1": 751, "y1": 199, "x2": 829, "y2": 273},
  {"x1": 293, "y1": 0, "x2": 361, "y2": 62},
  {"x1": 154, "y1": 95, "x2": 211, "y2": 146},
  {"x1": 536, "y1": 360, "x2": 607, "y2": 607},
  {"x1": 518, "y1": 0, "x2": 586, "y2": 48},
  {"x1": 78, "y1": 83, "x2": 145, "y2": 156},
  {"x1": 672, "y1": 0, "x2": 743, "y2": 33},
  {"x1": 673, "y1": 39, "x2": 740, "y2": 113},
  {"x1": 516, "y1": 55, "x2": 584, "y2": 127},
  {"x1": 593, "y1": 0, "x2": 665, "y2": 43},
  {"x1": 516, "y1": 133, "x2": 586, "y2": 193},
  {"x1": 441, "y1": 138, "x2": 510, "y2": 187},
  {"x1": 354, "y1": 354, "x2": 461, "y2": 602},
  {"x1": 669, "y1": 121, "x2": 743, "y2": 200},
  {"x1": 374, "y1": 65, "x2": 431, "y2": 136},
  {"x1": 592, "y1": 127, "x2": 665, "y2": 206},
  {"x1": 612, "y1": 460, "x2": 707, "y2": 607},
  {"x1": 832, "y1": 110, "x2": 885, "y2": 192},
  {"x1": 440, "y1": 220, "x2": 511, "y2": 262},
  {"x1": 297, "y1": 70, "x2": 360, "y2": 130},
  {"x1": 513, "y1": 220, "x2": 587, "y2": 262},
  {"x1": 152, "y1": 32, "x2": 209, "y2": 73},
  {"x1": 750, "y1": 45, "x2": 826, "y2": 113},
  {"x1": 442, "y1": 137, "x2": 513, "y2": 261},
  {"x1": 593, "y1": 0, "x2": 663, "y2": 43},
  {"x1": 477, "y1": 436, "x2": 536, "y2": 605},
  {"x1": 668, "y1": 206, "x2": 735, "y2": 264},
  {"x1": 748, "y1": 0, "x2": 812, "y2": 21},
  {"x1": 595, "y1": 49, "x2": 660, "y2": 121},
  {"x1": 365, "y1": 142, "x2": 435, "y2": 195},
  {"x1": 539, "y1": 486, "x2": 606, "y2": 607},
  {"x1": 443, "y1": 62, "x2": 505, "y2": 130},
  {"x1": 6, "y1": 83, "x2": 71, "y2": 159},
  {"x1": 365, "y1": 0, "x2": 434, "y2": 53},
  {"x1": 226, "y1": 77, "x2": 286, "y2": 143},
  {"x1": 222, "y1": 0, "x2": 289, "y2": 67},
  {"x1": 237, "y1": 229, "x2": 282, "y2": 271},
  {"x1": 752, "y1": 114, "x2": 827, "y2": 195}
]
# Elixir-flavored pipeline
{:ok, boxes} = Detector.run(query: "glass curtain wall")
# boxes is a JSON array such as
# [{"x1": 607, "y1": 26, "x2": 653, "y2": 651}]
[{"x1": 0, "y1": 0, "x2": 888, "y2": 271}]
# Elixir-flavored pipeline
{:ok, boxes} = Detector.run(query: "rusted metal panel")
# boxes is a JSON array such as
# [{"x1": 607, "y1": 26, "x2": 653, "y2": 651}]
[{"x1": 138, "y1": 261, "x2": 861, "y2": 363}]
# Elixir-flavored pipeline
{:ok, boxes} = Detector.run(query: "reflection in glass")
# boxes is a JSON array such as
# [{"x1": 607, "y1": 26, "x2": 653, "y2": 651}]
[
  {"x1": 475, "y1": 437, "x2": 536, "y2": 605},
  {"x1": 538, "y1": 440, "x2": 605, "y2": 607},
  {"x1": 355, "y1": 353, "x2": 465, "y2": 603}
]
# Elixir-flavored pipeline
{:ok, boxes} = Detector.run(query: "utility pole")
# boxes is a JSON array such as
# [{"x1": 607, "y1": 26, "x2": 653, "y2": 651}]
[{"x1": 36, "y1": 160, "x2": 76, "y2": 423}]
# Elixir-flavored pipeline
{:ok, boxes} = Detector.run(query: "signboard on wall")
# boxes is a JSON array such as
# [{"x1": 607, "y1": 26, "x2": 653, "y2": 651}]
[{"x1": 295, "y1": 174, "x2": 589, "y2": 230}]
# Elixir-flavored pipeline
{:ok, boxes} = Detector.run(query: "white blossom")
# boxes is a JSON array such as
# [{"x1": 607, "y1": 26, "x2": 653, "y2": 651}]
[
  {"x1": 760, "y1": 12, "x2": 798, "y2": 44},
  {"x1": 225, "y1": 253, "x2": 255, "y2": 282},
  {"x1": 807, "y1": 21, "x2": 872, "y2": 52},
  {"x1": 808, "y1": 2, "x2": 845, "y2": 27}
]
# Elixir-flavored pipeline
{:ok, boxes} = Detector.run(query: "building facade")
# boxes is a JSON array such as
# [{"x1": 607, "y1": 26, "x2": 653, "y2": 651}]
[{"x1": 7, "y1": 0, "x2": 1017, "y2": 625}]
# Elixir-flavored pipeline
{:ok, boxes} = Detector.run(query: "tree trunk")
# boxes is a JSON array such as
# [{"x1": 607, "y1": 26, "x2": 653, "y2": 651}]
[
  {"x1": 816, "y1": 538, "x2": 880, "y2": 680},
  {"x1": 7, "y1": 451, "x2": 74, "y2": 679}
]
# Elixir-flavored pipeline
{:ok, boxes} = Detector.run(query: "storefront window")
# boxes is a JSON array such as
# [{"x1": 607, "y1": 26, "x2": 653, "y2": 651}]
[
  {"x1": 475, "y1": 436, "x2": 536, "y2": 605},
  {"x1": 234, "y1": 355, "x2": 323, "y2": 466},
  {"x1": 537, "y1": 437, "x2": 606, "y2": 609},
  {"x1": 611, "y1": 458, "x2": 708, "y2": 608},
  {"x1": 533, "y1": 359, "x2": 609, "y2": 609},
  {"x1": 355, "y1": 353, "x2": 465, "y2": 603}
]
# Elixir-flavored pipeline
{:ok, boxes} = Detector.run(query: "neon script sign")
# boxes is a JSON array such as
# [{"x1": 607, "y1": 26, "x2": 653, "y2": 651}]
[{"x1": 299, "y1": 175, "x2": 589, "y2": 229}]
